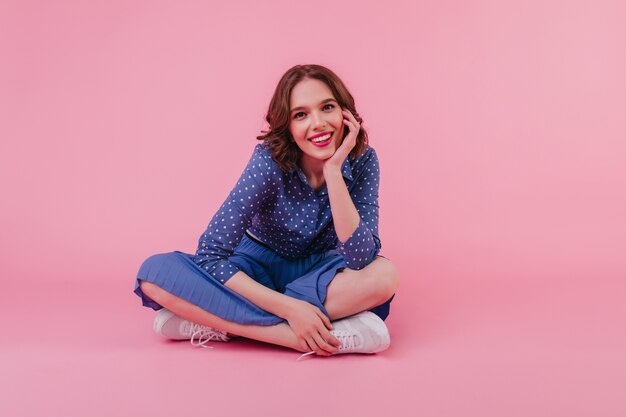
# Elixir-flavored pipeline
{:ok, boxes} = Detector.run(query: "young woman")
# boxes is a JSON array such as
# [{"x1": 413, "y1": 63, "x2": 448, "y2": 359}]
[{"x1": 134, "y1": 64, "x2": 399, "y2": 360}]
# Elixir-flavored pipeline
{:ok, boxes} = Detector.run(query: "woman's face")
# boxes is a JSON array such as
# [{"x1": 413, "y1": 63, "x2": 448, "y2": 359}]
[{"x1": 288, "y1": 78, "x2": 344, "y2": 165}]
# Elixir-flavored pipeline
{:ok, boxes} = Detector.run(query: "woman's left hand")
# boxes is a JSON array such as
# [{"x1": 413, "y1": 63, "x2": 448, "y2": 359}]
[{"x1": 323, "y1": 108, "x2": 360, "y2": 173}]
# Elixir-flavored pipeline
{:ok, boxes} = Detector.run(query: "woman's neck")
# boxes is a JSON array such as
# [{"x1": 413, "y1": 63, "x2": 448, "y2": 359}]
[{"x1": 299, "y1": 154, "x2": 326, "y2": 191}]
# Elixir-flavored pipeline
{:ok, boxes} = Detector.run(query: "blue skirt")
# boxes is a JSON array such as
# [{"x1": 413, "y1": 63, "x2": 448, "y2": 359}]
[{"x1": 134, "y1": 233, "x2": 394, "y2": 326}]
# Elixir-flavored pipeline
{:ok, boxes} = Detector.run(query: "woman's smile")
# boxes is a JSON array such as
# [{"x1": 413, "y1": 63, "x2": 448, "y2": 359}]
[{"x1": 308, "y1": 131, "x2": 334, "y2": 147}]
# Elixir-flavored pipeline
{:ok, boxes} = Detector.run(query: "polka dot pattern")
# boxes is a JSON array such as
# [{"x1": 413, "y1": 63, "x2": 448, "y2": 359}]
[{"x1": 192, "y1": 143, "x2": 381, "y2": 284}]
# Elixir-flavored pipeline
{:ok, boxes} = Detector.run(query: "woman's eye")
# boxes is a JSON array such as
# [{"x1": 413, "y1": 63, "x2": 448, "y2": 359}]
[{"x1": 294, "y1": 105, "x2": 334, "y2": 120}]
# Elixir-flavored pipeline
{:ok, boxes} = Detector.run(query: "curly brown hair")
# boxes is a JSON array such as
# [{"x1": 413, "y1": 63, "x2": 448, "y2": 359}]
[{"x1": 256, "y1": 64, "x2": 369, "y2": 172}]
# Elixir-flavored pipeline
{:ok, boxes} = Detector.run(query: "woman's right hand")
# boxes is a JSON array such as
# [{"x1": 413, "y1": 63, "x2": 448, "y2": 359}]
[{"x1": 283, "y1": 299, "x2": 341, "y2": 356}]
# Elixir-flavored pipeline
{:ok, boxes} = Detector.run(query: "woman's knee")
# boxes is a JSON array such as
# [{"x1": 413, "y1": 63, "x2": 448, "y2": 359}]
[{"x1": 370, "y1": 257, "x2": 400, "y2": 302}]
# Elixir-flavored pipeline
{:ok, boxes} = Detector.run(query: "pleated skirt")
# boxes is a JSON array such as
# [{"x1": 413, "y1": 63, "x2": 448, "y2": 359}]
[{"x1": 134, "y1": 233, "x2": 394, "y2": 326}]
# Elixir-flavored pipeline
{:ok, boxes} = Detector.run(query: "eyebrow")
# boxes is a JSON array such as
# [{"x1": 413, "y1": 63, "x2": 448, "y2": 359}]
[{"x1": 290, "y1": 98, "x2": 337, "y2": 113}]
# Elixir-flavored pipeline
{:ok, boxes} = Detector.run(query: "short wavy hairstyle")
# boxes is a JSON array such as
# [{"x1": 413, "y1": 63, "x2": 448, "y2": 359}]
[{"x1": 256, "y1": 64, "x2": 369, "y2": 172}]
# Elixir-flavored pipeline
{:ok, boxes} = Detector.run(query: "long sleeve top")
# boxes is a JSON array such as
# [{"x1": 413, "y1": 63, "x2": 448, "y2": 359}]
[{"x1": 191, "y1": 142, "x2": 382, "y2": 284}]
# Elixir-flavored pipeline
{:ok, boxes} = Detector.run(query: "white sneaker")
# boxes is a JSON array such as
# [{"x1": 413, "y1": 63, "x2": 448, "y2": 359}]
[
  {"x1": 153, "y1": 308, "x2": 230, "y2": 348},
  {"x1": 297, "y1": 311, "x2": 390, "y2": 360}
]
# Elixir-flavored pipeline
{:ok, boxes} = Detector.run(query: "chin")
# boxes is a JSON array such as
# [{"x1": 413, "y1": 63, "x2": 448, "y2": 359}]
[
  {"x1": 315, "y1": 147, "x2": 336, "y2": 159},
  {"x1": 301, "y1": 140, "x2": 337, "y2": 161}
]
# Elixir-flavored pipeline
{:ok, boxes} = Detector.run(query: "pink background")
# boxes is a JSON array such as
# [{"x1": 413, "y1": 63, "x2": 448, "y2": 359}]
[{"x1": 1, "y1": 0, "x2": 625, "y2": 416}]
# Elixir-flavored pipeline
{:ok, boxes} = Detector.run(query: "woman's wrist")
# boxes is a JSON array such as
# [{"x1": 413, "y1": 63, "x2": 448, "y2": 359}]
[
  {"x1": 277, "y1": 296, "x2": 301, "y2": 320},
  {"x1": 323, "y1": 164, "x2": 342, "y2": 179}
]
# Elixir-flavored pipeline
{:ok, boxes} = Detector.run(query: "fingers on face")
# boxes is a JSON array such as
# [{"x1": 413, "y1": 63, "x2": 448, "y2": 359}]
[
  {"x1": 343, "y1": 109, "x2": 359, "y2": 125},
  {"x1": 343, "y1": 117, "x2": 360, "y2": 133}
]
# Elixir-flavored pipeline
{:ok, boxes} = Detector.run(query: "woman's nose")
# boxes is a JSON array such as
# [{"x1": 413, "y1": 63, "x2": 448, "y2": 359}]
[{"x1": 310, "y1": 112, "x2": 326, "y2": 128}]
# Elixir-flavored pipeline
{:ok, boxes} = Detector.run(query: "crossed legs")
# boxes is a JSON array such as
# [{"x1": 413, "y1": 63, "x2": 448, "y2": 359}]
[{"x1": 139, "y1": 256, "x2": 399, "y2": 353}]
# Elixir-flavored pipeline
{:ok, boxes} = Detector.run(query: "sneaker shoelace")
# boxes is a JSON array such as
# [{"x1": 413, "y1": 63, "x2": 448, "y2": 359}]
[
  {"x1": 296, "y1": 330, "x2": 360, "y2": 361},
  {"x1": 188, "y1": 323, "x2": 230, "y2": 348}
]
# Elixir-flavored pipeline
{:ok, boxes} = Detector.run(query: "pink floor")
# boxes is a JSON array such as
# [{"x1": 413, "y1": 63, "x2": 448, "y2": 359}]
[{"x1": 2, "y1": 261, "x2": 624, "y2": 417}]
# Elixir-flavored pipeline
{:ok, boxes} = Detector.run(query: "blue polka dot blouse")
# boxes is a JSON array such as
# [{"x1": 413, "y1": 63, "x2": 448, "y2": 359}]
[{"x1": 191, "y1": 142, "x2": 381, "y2": 284}]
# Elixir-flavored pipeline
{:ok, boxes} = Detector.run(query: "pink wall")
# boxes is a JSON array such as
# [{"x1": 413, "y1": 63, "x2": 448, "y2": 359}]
[
  {"x1": 2, "y1": 1, "x2": 624, "y2": 288},
  {"x1": 0, "y1": 1, "x2": 626, "y2": 288},
  {"x1": 1, "y1": 1, "x2": 625, "y2": 414}
]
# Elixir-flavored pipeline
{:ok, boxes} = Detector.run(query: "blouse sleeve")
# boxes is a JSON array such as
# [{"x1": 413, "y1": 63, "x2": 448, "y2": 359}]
[
  {"x1": 335, "y1": 147, "x2": 382, "y2": 270},
  {"x1": 193, "y1": 144, "x2": 273, "y2": 284}
]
